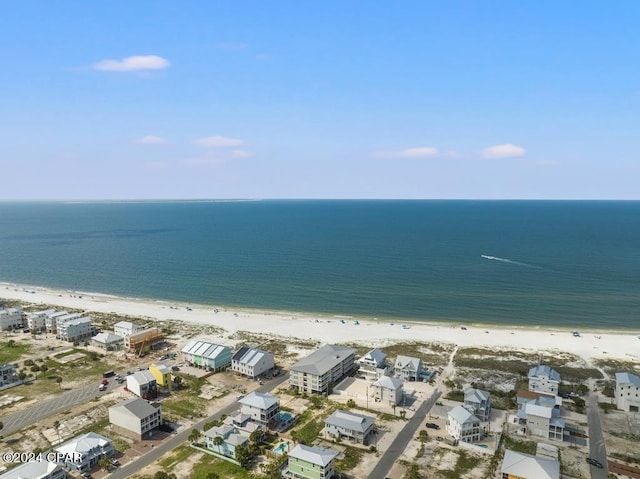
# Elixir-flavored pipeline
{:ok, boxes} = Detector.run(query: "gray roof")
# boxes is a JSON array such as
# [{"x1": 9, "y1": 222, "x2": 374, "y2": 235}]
[
  {"x1": 616, "y1": 372, "x2": 640, "y2": 387},
  {"x1": 528, "y1": 365, "x2": 560, "y2": 382},
  {"x1": 291, "y1": 344, "x2": 355, "y2": 376},
  {"x1": 464, "y1": 388, "x2": 490, "y2": 404},
  {"x1": 239, "y1": 391, "x2": 279, "y2": 410},
  {"x1": 110, "y1": 397, "x2": 159, "y2": 420},
  {"x1": 288, "y1": 444, "x2": 339, "y2": 467},
  {"x1": 359, "y1": 348, "x2": 387, "y2": 366},
  {"x1": 501, "y1": 449, "x2": 560, "y2": 479},
  {"x1": 130, "y1": 370, "x2": 156, "y2": 385},
  {"x1": 233, "y1": 347, "x2": 273, "y2": 367},
  {"x1": 394, "y1": 355, "x2": 422, "y2": 371},
  {"x1": 373, "y1": 375, "x2": 404, "y2": 390},
  {"x1": 55, "y1": 432, "x2": 112, "y2": 455},
  {"x1": 92, "y1": 332, "x2": 123, "y2": 343},
  {"x1": 181, "y1": 339, "x2": 229, "y2": 359},
  {"x1": 0, "y1": 460, "x2": 64, "y2": 479},
  {"x1": 448, "y1": 405, "x2": 480, "y2": 425},
  {"x1": 325, "y1": 410, "x2": 375, "y2": 433}
]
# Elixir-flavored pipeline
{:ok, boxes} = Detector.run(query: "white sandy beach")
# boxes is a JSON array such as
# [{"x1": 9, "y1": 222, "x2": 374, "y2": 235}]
[{"x1": 2, "y1": 282, "x2": 639, "y2": 363}]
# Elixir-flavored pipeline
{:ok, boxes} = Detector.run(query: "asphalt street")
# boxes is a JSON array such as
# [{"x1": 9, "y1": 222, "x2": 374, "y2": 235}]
[
  {"x1": 586, "y1": 393, "x2": 609, "y2": 479},
  {"x1": 368, "y1": 388, "x2": 442, "y2": 479}
]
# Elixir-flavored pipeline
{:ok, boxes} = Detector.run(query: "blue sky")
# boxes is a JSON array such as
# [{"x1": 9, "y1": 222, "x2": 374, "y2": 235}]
[{"x1": 1, "y1": 1, "x2": 638, "y2": 199}]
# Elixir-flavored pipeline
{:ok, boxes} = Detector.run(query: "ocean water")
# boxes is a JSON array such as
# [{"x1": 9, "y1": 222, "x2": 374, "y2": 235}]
[{"x1": 0, "y1": 200, "x2": 639, "y2": 329}]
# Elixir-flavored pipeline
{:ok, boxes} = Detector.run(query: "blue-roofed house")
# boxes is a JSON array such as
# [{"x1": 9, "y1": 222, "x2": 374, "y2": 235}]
[
  {"x1": 615, "y1": 372, "x2": 640, "y2": 412},
  {"x1": 528, "y1": 365, "x2": 561, "y2": 396},
  {"x1": 516, "y1": 397, "x2": 565, "y2": 441}
]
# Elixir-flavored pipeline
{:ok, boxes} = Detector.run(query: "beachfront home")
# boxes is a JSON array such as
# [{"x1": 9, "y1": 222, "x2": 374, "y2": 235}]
[
  {"x1": 181, "y1": 339, "x2": 232, "y2": 371},
  {"x1": 91, "y1": 332, "x2": 124, "y2": 351},
  {"x1": 231, "y1": 346, "x2": 274, "y2": 378},
  {"x1": 615, "y1": 372, "x2": 640, "y2": 412},
  {"x1": 26, "y1": 308, "x2": 56, "y2": 332},
  {"x1": 464, "y1": 388, "x2": 492, "y2": 422},
  {"x1": 126, "y1": 370, "x2": 158, "y2": 399},
  {"x1": 358, "y1": 348, "x2": 390, "y2": 380},
  {"x1": 516, "y1": 388, "x2": 561, "y2": 409},
  {"x1": 373, "y1": 375, "x2": 404, "y2": 406},
  {"x1": 324, "y1": 410, "x2": 375, "y2": 444},
  {"x1": 54, "y1": 432, "x2": 115, "y2": 474},
  {"x1": 289, "y1": 344, "x2": 356, "y2": 395},
  {"x1": 203, "y1": 424, "x2": 250, "y2": 462},
  {"x1": 501, "y1": 449, "x2": 560, "y2": 479},
  {"x1": 57, "y1": 316, "x2": 92, "y2": 342},
  {"x1": 45, "y1": 311, "x2": 73, "y2": 333},
  {"x1": 393, "y1": 355, "x2": 424, "y2": 382},
  {"x1": 0, "y1": 305, "x2": 24, "y2": 331},
  {"x1": 0, "y1": 363, "x2": 19, "y2": 388},
  {"x1": 113, "y1": 320, "x2": 142, "y2": 337},
  {"x1": 286, "y1": 444, "x2": 339, "y2": 479},
  {"x1": 0, "y1": 460, "x2": 67, "y2": 479},
  {"x1": 124, "y1": 327, "x2": 164, "y2": 355},
  {"x1": 447, "y1": 405, "x2": 482, "y2": 443},
  {"x1": 150, "y1": 363, "x2": 172, "y2": 389},
  {"x1": 516, "y1": 397, "x2": 565, "y2": 441},
  {"x1": 223, "y1": 412, "x2": 263, "y2": 435},
  {"x1": 109, "y1": 397, "x2": 162, "y2": 440},
  {"x1": 528, "y1": 365, "x2": 561, "y2": 396},
  {"x1": 239, "y1": 391, "x2": 280, "y2": 429}
]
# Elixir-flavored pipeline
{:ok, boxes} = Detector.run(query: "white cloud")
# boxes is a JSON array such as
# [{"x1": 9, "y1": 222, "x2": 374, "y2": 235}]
[
  {"x1": 135, "y1": 135, "x2": 167, "y2": 145},
  {"x1": 373, "y1": 146, "x2": 439, "y2": 159},
  {"x1": 196, "y1": 135, "x2": 244, "y2": 148},
  {"x1": 92, "y1": 55, "x2": 170, "y2": 72},
  {"x1": 481, "y1": 143, "x2": 526, "y2": 159}
]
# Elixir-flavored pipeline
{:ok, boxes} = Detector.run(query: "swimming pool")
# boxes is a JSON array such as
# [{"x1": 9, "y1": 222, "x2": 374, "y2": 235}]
[
  {"x1": 280, "y1": 412, "x2": 293, "y2": 422},
  {"x1": 274, "y1": 442, "x2": 289, "y2": 454}
]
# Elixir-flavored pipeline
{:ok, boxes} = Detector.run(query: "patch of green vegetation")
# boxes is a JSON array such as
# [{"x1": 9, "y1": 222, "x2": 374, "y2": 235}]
[
  {"x1": 159, "y1": 444, "x2": 195, "y2": 470},
  {"x1": 503, "y1": 436, "x2": 537, "y2": 455},
  {"x1": 610, "y1": 431, "x2": 640, "y2": 442},
  {"x1": 546, "y1": 365, "x2": 602, "y2": 381},
  {"x1": 230, "y1": 330, "x2": 319, "y2": 358},
  {"x1": 437, "y1": 450, "x2": 482, "y2": 479},
  {"x1": 335, "y1": 446, "x2": 365, "y2": 472},
  {"x1": 162, "y1": 397, "x2": 208, "y2": 420},
  {"x1": 191, "y1": 453, "x2": 252, "y2": 479},
  {"x1": 593, "y1": 358, "x2": 639, "y2": 377},
  {"x1": 445, "y1": 390, "x2": 464, "y2": 401},
  {"x1": 291, "y1": 419, "x2": 323, "y2": 445},
  {"x1": 0, "y1": 341, "x2": 31, "y2": 364}
]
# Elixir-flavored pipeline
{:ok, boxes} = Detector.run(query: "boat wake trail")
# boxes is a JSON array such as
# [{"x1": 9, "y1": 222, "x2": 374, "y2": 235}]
[{"x1": 481, "y1": 255, "x2": 542, "y2": 269}]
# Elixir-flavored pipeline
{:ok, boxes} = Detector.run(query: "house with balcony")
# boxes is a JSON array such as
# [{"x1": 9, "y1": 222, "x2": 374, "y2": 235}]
[
  {"x1": 26, "y1": 308, "x2": 56, "y2": 332},
  {"x1": 57, "y1": 316, "x2": 92, "y2": 342},
  {"x1": 358, "y1": 348, "x2": 390, "y2": 380},
  {"x1": 0, "y1": 305, "x2": 24, "y2": 331},
  {"x1": 516, "y1": 397, "x2": 565, "y2": 441},
  {"x1": 393, "y1": 355, "x2": 424, "y2": 382},
  {"x1": 324, "y1": 410, "x2": 375, "y2": 444},
  {"x1": 181, "y1": 339, "x2": 232, "y2": 371},
  {"x1": 91, "y1": 332, "x2": 124, "y2": 351},
  {"x1": 203, "y1": 424, "x2": 250, "y2": 462},
  {"x1": 286, "y1": 444, "x2": 339, "y2": 479},
  {"x1": 0, "y1": 460, "x2": 67, "y2": 479},
  {"x1": 126, "y1": 370, "x2": 158, "y2": 399},
  {"x1": 45, "y1": 311, "x2": 74, "y2": 333},
  {"x1": 447, "y1": 405, "x2": 482, "y2": 443},
  {"x1": 615, "y1": 372, "x2": 640, "y2": 412},
  {"x1": 0, "y1": 363, "x2": 19, "y2": 388},
  {"x1": 464, "y1": 387, "x2": 492, "y2": 422},
  {"x1": 289, "y1": 344, "x2": 356, "y2": 395},
  {"x1": 231, "y1": 347, "x2": 274, "y2": 378},
  {"x1": 113, "y1": 320, "x2": 142, "y2": 337},
  {"x1": 54, "y1": 432, "x2": 115, "y2": 474},
  {"x1": 528, "y1": 365, "x2": 561, "y2": 396},
  {"x1": 501, "y1": 449, "x2": 560, "y2": 479},
  {"x1": 109, "y1": 397, "x2": 162, "y2": 440},
  {"x1": 239, "y1": 391, "x2": 280, "y2": 429},
  {"x1": 373, "y1": 375, "x2": 404, "y2": 406},
  {"x1": 149, "y1": 363, "x2": 172, "y2": 389}
]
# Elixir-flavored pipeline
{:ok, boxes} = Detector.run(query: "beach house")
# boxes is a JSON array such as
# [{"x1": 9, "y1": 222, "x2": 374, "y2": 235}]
[
  {"x1": 45, "y1": 311, "x2": 73, "y2": 333},
  {"x1": 149, "y1": 363, "x2": 172, "y2": 389},
  {"x1": 57, "y1": 316, "x2": 92, "y2": 342},
  {"x1": 286, "y1": 444, "x2": 339, "y2": 479},
  {"x1": 126, "y1": 370, "x2": 158, "y2": 399},
  {"x1": 109, "y1": 397, "x2": 162, "y2": 440},
  {"x1": 239, "y1": 391, "x2": 280, "y2": 429},
  {"x1": 373, "y1": 375, "x2": 404, "y2": 406},
  {"x1": 0, "y1": 364, "x2": 19, "y2": 388},
  {"x1": 324, "y1": 410, "x2": 375, "y2": 444},
  {"x1": 447, "y1": 405, "x2": 482, "y2": 443},
  {"x1": 393, "y1": 355, "x2": 424, "y2": 382},
  {"x1": 528, "y1": 365, "x2": 561, "y2": 396},
  {"x1": 464, "y1": 387, "x2": 492, "y2": 422},
  {"x1": 181, "y1": 339, "x2": 232, "y2": 371},
  {"x1": 54, "y1": 432, "x2": 115, "y2": 474},
  {"x1": 113, "y1": 320, "x2": 142, "y2": 337},
  {"x1": 231, "y1": 346, "x2": 274, "y2": 378},
  {"x1": 0, "y1": 460, "x2": 67, "y2": 479},
  {"x1": 289, "y1": 344, "x2": 356, "y2": 395},
  {"x1": 0, "y1": 305, "x2": 24, "y2": 331},
  {"x1": 358, "y1": 348, "x2": 390, "y2": 379},
  {"x1": 516, "y1": 397, "x2": 565, "y2": 441},
  {"x1": 500, "y1": 449, "x2": 560, "y2": 479},
  {"x1": 203, "y1": 424, "x2": 250, "y2": 462},
  {"x1": 615, "y1": 372, "x2": 640, "y2": 412},
  {"x1": 26, "y1": 308, "x2": 56, "y2": 332},
  {"x1": 91, "y1": 332, "x2": 123, "y2": 351}
]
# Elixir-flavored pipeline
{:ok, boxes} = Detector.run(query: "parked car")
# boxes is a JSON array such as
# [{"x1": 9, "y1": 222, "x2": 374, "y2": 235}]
[
  {"x1": 586, "y1": 458, "x2": 603, "y2": 468},
  {"x1": 101, "y1": 379, "x2": 108, "y2": 385},
  {"x1": 426, "y1": 422, "x2": 440, "y2": 430},
  {"x1": 110, "y1": 458, "x2": 120, "y2": 467},
  {"x1": 171, "y1": 365, "x2": 180, "y2": 371},
  {"x1": 98, "y1": 384, "x2": 106, "y2": 391}
]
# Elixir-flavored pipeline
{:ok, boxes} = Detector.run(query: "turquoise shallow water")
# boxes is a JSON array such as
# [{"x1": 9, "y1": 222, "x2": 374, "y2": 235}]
[{"x1": 0, "y1": 200, "x2": 639, "y2": 329}]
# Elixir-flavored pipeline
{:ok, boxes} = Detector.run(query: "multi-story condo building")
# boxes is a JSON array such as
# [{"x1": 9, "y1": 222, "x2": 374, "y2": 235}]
[
  {"x1": 289, "y1": 344, "x2": 356, "y2": 395},
  {"x1": 45, "y1": 311, "x2": 74, "y2": 333},
  {"x1": 26, "y1": 308, "x2": 56, "y2": 332},
  {"x1": 57, "y1": 316, "x2": 92, "y2": 342},
  {"x1": 0, "y1": 305, "x2": 24, "y2": 331}
]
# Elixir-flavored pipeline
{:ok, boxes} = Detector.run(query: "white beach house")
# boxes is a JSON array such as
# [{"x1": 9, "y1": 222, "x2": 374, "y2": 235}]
[
  {"x1": 239, "y1": 391, "x2": 280, "y2": 429},
  {"x1": 0, "y1": 305, "x2": 24, "y2": 331},
  {"x1": 109, "y1": 397, "x2": 162, "y2": 440},
  {"x1": 324, "y1": 410, "x2": 375, "y2": 444},
  {"x1": 447, "y1": 405, "x2": 482, "y2": 443},
  {"x1": 393, "y1": 355, "x2": 424, "y2": 382},
  {"x1": 615, "y1": 372, "x2": 640, "y2": 412},
  {"x1": 231, "y1": 346, "x2": 274, "y2": 378},
  {"x1": 54, "y1": 432, "x2": 115, "y2": 474},
  {"x1": 373, "y1": 375, "x2": 404, "y2": 406},
  {"x1": 528, "y1": 365, "x2": 561, "y2": 396},
  {"x1": 501, "y1": 449, "x2": 560, "y2": 479},
  {"x1": 358, "y1": 348, "x2": 390, "y2": 380},
  {"x1": 464, "y1": 387, "x2": 492, "y2": 422}
]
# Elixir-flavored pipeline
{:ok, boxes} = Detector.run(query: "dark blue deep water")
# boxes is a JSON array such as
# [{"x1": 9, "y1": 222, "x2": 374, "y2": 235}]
[{"x1": 0, "y1": 200, "x2": 639, "y2": 328}]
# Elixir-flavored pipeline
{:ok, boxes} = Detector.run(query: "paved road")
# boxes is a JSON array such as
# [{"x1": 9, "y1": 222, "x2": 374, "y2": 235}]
[
  {"x1": 106, "y1": 373, "x2": 290, "y2": 479},
  {"x1": 0, "y1": 378, "x2": 121, "y2": 435},
  {"x1": 586, "y1": 393, "x2": 609, "y2": 479},
  {"x1": 369, "y1": 389, "x2": 442, "y2": 479}
]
